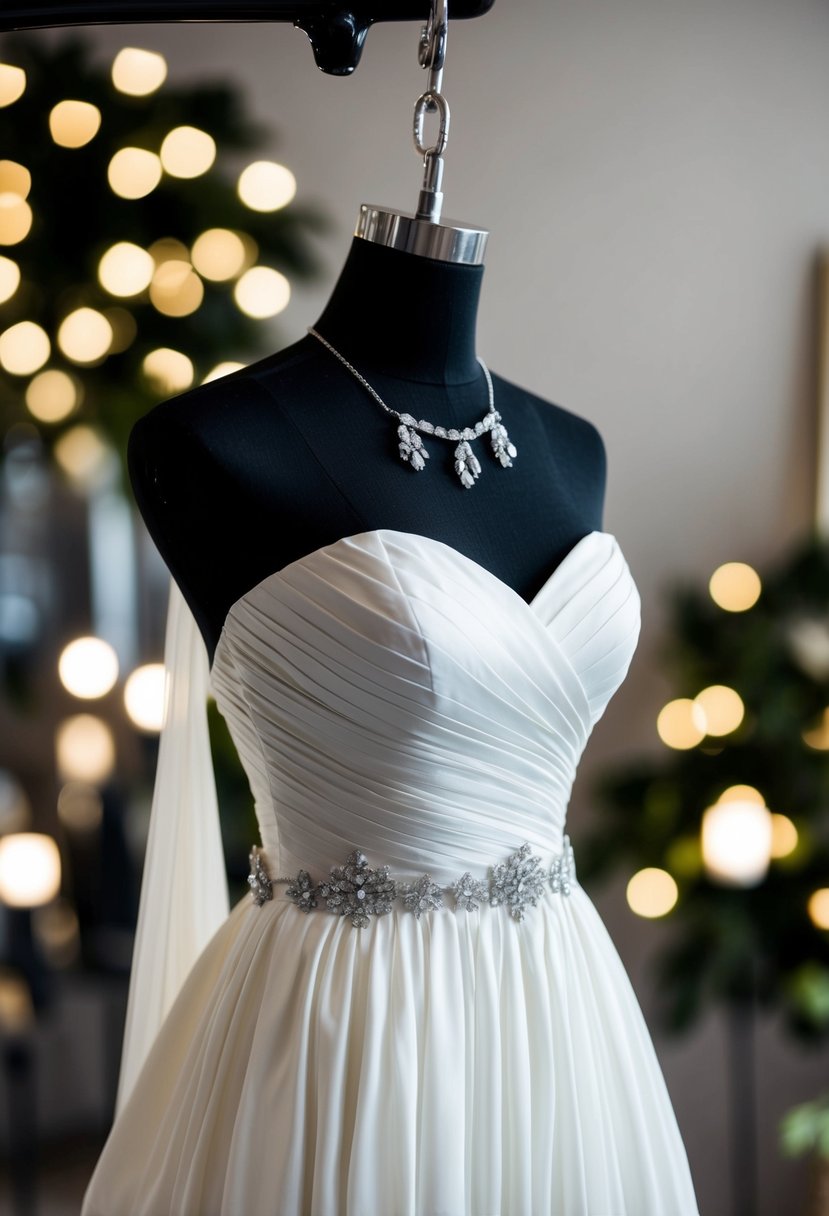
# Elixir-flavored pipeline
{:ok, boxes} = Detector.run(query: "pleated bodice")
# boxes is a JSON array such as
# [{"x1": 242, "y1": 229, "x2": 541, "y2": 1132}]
[{"x1": 208, "y1": 528, "x2": 640, "y2": 887}]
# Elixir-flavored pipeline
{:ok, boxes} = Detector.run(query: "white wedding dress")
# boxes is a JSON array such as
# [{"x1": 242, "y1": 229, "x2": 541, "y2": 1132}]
[{"x1": 82, "y1": 527, "x2": 699, "y2": 1216}]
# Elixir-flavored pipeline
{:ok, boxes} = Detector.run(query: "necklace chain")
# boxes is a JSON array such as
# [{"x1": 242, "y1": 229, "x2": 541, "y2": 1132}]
[{"x1": 306, "y1": 326, "x2": 517, "y2": 489}]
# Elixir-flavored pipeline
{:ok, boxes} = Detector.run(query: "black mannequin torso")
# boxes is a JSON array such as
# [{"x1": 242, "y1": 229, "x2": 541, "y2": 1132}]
[{"x1": 128, "y1": 237, "x2": 607, "y2": 667}]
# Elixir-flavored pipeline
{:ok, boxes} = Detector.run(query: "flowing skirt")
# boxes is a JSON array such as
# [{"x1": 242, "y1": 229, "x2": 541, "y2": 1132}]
[{"x1": 82, "y1": 882, "x2": 699, "y2": 1216}]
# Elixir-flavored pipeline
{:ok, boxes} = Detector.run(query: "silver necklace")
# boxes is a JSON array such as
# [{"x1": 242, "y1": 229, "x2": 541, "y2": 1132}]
[{"x1": 307, "y1": 326, "x2": 517, "y2": 489}]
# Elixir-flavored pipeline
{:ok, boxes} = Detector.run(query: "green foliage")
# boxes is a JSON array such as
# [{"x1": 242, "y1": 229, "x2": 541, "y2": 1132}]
[
  {"x1": 780, "y1": 1093, "x2": 829, "y2": 1161},
  {"x1": 0, "y1": 33, "x2": 329, "y2": 492},
  {"x1": 579, "y1": 528, "x2": 829, "y2": 1043}
]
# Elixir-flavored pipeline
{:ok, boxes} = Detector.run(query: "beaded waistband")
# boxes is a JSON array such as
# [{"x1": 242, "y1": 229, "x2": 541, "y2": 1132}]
[{"x1": 247, "y1": 837, "x2": 577, "y2": 928}]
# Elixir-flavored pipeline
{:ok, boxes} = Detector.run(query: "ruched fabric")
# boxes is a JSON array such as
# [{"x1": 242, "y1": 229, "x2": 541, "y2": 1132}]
[{"x1": 82, "y1": 528, "x2": 699, "y2": 1216}]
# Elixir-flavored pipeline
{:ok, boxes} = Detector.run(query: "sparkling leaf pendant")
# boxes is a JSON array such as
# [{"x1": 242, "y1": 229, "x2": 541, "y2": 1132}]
[
  {"x1": 454, "y1": 440, "x2": 482, "y2": 489},
  {"x1": 490, "y1": 414, "x2": 518, "y2": 468},
  {"x1": 398, "y1": 423, "x2": 429, "y2": 471}
]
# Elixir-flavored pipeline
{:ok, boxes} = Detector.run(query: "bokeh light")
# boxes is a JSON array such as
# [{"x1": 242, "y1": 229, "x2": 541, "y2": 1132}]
[
  {"x1": 26, "y1": 369, "x2": 81, "y2": 423},
  {"x1": 57, "y1": 782, "x2": 104, "y2": 833},
  {"x1": 34, "y1": 899, "x2": 81, "y2": 968},
  {"x1": 626, "y1": 868, "x2": 678, "y2": 918},
  {"x1": 149, "y1": 260, "x2": 203, "y2": 317},
  {"x1": 237, "y1": 161, "x2": 296, "y2": 211},
  {"x1": 57, "y1": 307, "x2": 113, "y2": 364},
  {"x1": 802, "y1": 707, "x2": 829, "y2": 750},
  {"x1": 693, "y1": 684, "x2": 744, "y2": 737},
  {"x1": 148, "y1": 236, "x2": 189, "y2": 265},
  {"x1": 808, "y1": 889, "x2": 829, "y2": 931},
  {"x1": 0, "y1": 770, "x2": 32, "y2": 835},
  {"x1": 111, "y1": 47, "x2": 167, "y2": 96},
  {"x1": 98, "y1": 241, "x2": 155, "y2": 297},
  {"x1": 702, "y1": 795, "x2": 772, "y2": 886},
  {"x1": 709, "y1": 561, "x2": 761, "y2": 612},
  {"x1": 55, "y1": 714, "x2": 115, "y2": 783},
  {"x1": 53, "y1": 425, "x2": 113, "y2": 488},
  {"x1": 0, "y1": 160, "x2": 31, "y2": 198},
  {"x1": 142, "y1": 347, "x2": 194, "y2": 394},
  {"x1": 202, "y1": 361, "x2": 246, "y2": 383},
  {"x1": 58, "y1": 636, "x2": 119, "y2": 699},
  {"x1": 234, "y1": 266, "x2": 290, "y2": 318},
  {"x1": 0, "y1": 833, "x2": 61, "y2": 908},
  {"x1": 0, "y1": 320, "x2": 50, "y2": 374},
  {"x1": 49, "y1": 99, "x2": 101, "y2": 148},
  {"x1": 0, "y1": 255, "x2": 20, "y2": 303},
  {"x1": 191, "y1": 228, "x2": 246, "y2": 281},
  {"x1": 160, "y1": 125, "x2": 216, "y2": 178},
  {"x1": 0, "y1": 195, "x2": 32, "y2": 245},
  {"x1": 770, "y1": 813, "x2": 798, "y2": 859},
  {"x1": 0, "y1": 64, "x2": 26, "y2": 107},
  {"x1": 101, "y1": 308, "x2": 137, "y2": 356},
  {"x1": 107, "y1": 147, "x2": 162, "y2": 199},
  {"x1": 656, "y1": 697, "x2": 707, "y2": 749},
  {"x1": 124, "y1": 663, "x2": 166, "y2": 732}
]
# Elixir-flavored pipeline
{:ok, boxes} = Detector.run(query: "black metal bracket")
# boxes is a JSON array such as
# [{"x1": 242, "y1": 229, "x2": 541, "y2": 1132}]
[{"x1": 0, "y1": 2, "x2": 496, "y2": 75}]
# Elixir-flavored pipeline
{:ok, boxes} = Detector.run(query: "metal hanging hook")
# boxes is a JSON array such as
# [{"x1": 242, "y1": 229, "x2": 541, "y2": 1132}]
[
  {"x1": 354, "y1": 0, "x2": 488, "y2": 265},
  {"x1": 413, "y1": 0, "x2": 450, "y2": 223}
]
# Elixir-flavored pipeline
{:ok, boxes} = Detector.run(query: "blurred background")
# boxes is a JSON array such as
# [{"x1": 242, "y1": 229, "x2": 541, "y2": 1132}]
[{"x1": 1, "y1": 1, "x2": 828, "y2": 1213}]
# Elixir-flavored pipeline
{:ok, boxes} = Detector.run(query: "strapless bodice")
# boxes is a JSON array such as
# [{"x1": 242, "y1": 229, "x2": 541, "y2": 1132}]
[{"x1": 208, "y1": 528, "x2": 640, "y2": 887}]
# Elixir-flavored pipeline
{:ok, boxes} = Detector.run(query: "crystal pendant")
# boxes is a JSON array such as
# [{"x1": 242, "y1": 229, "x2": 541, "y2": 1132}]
[
  {"x1": 454, "y1": 440, "x2": 482, "y2": 489},
  {"x1": 398, "y1": 423, "x2": 429, "y2": 471},
  {"x1": 490, "y1": 415, "x2": 518, "y2": 468}
]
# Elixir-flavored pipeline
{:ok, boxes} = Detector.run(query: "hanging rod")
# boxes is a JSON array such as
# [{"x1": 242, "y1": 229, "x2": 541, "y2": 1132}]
[{"x1": 0, "y1": 1, "x2": 496, "y2": 75}]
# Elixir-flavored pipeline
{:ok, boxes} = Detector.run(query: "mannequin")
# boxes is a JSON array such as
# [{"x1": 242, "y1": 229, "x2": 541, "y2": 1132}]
[{"x1": 128, "y1": 234, "x2": 607, "y2": 668}]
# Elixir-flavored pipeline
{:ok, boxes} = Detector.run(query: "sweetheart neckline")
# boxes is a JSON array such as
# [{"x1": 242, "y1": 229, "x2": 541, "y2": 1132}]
[{"x1": 209, "y1": 527, "x2": 618, "y2": 679}]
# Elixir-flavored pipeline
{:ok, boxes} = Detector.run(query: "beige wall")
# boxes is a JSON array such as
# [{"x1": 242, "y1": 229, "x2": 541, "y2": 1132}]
[{"x1": 39, "y1": 1, "x2": 829, "y2": 1210}]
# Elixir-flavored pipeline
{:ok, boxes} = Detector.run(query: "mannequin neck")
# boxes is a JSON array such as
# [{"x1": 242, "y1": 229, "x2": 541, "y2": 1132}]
[{"x1": 313, "y1": 237, "x2": 484, "y2": 385}]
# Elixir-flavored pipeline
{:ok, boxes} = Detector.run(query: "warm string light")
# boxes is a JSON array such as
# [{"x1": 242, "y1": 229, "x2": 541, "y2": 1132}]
[
  {"x1": 770, "y1": 813, "x2": 798, "y2": 859},
  {"x1": 25, "y1": 369, "x2": 81, "y2": 422},
  {"x1": 0, "y1": 320, "x2": 50, "y2": 374},
  {"x1": 234, "y1": 266, "x2": 290, "y2": 318},
  {"x1": 57, "y1": 782, "x2": 103, "y2": 832},
  {"x1": 709, "y1": 561, "x2": 762, "y2": 612},
  {"x1": 237, "y1": 161, "x2": 296, "y2": 211},
  {"x1": 0, "y1": 63, "x2": 26, "y2": 107},
  {"x1": 142, "y1": 348, "x2": 194, "y2": 393},
  {"x1": 656, "y1": 698, "x2": 706, "y2": 750},
  {"x1": 191, "y1": 229, "x2": 248, "y2": 281},
  {"x1": 701, "y1": 786, "x2": 772, "y2": 886},
  {"x1": 107, "y1": 147, "x2": 162, "y2": 199},
  {"x1": 0, "y1": 195, "x2": 32, "y2": 245},
  {"x1": 802, "y1": 707, "x2": 829, "y2": 750},
  {"x1": 0, "y1": 255, "x2": 20, "y2": 303},
  {"x1": 626, "y1": 868, "x2": 678, "y2": 919},
  {"x1": 55, "y1": 714, "x2": 115, "y2": 783},
  {"x1": 657, "y1": 685, "x2": 744, "y2": 749},
  {"x1": 160, "y1": 126, "x2": 216, "y2": 178},
  {"x1": 202, "y1": 362, "x2": 246, "y2": 383},
  {"x1": 150, "y1": 260, "x2": 204, "y2": 317},
  {"x1": 111, "y1": 48, "x2": 167, "y2": 97},
  {"x1": 124, "y1": 664, "x2": 166, "y2": 732},
  {"x1": 57, "y1": 308, "x2": 112, "y2": 364},
  {"x1": 53, "y1": 425, "x2": 115, "y2": 489},
  {"x1": 58, "y1": 636, "x2": 119, "y2": 699},
  {"x1": 98, "y1": 241, "x2": 155, "y2": 297},
  {"x1": 0, "y1": 833, "x2": 61, "y2": 907},
  {"x1": 0, "y1": 159, "x2": 31, "y2": 198},
  {"x1": 49, "y1": 100, "x2": 101, "y2": 148},
  {"x1": 809, "y1": 889, "x2": 829, "y2": 931}
]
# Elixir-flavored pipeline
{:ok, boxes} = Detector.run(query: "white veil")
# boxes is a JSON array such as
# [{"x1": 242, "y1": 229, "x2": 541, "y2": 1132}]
[{"x1": 115, "y1": 574, "x2": 230, "y2": 1116}]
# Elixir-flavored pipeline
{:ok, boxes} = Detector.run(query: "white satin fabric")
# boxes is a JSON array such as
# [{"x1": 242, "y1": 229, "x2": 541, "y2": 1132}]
[{"x1": 82, "y1": 528, "x2": 699, "y2": 1216}]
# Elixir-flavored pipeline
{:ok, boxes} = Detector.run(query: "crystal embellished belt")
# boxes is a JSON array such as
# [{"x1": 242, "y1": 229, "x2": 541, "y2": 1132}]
[{"x1": 247, "y1": 838, "x2": 576, "y2": 928}]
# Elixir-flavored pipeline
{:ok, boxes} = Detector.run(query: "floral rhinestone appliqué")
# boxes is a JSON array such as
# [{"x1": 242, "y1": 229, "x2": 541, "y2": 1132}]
[{"x1": 249, "y1": 837, "x2": 577, "y2": 928}]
